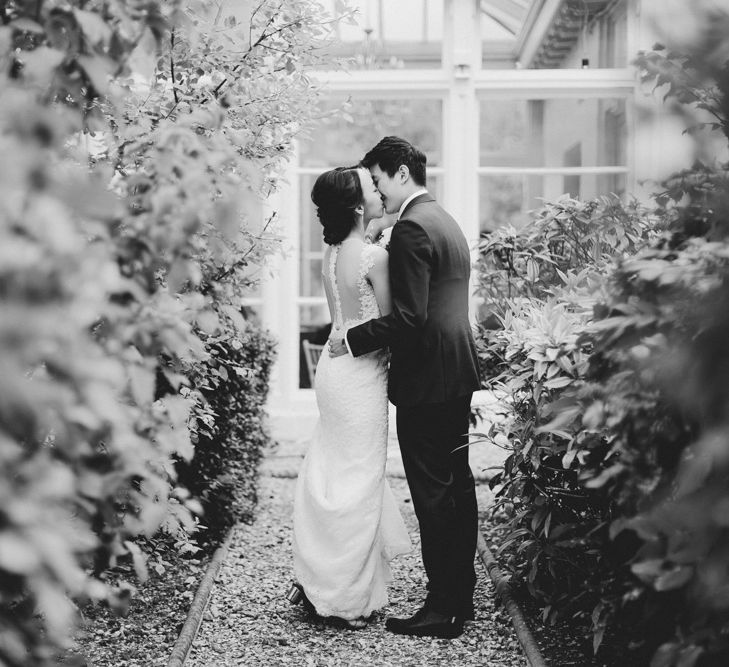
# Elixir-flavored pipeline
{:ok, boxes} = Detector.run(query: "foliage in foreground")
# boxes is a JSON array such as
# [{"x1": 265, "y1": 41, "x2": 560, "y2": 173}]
[
  {"x1": 476, "y1": 15, "x2": 729, "y2": 664},
  {"x1": 0, "y1": 0, "x2": 343, "y2": 663}
]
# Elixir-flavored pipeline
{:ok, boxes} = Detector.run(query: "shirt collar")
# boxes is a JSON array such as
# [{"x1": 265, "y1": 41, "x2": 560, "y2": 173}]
[{"x1": 397, "y1": 189, "x2": 428, "y2": 220}]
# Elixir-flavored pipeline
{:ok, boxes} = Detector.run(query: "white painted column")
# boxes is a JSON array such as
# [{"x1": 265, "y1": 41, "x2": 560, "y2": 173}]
[{"x1": 442, "y1": 0, "x2": 480, "y2": 244}]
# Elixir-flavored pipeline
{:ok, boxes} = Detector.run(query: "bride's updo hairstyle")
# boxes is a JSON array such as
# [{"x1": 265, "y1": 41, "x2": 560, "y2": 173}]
[{"x1": 311, "y1": 166, "x2": 363, "y2": 246}]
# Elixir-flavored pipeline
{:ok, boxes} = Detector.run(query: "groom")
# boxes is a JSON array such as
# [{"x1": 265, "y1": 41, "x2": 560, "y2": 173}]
[{"x1": 329, "y1": 136, "x2": 481, "y2": 638}]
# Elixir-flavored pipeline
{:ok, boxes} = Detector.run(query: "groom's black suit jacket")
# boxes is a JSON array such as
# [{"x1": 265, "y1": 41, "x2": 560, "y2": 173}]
[{"x1": 347, "y1": 194, "x2": 481, "y2": 407}]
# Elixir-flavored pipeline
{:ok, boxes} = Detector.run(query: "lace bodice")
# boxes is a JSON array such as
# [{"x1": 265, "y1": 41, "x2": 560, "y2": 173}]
[{"x1": 326, "y1": 242, "x2": 381, "y2": 331}]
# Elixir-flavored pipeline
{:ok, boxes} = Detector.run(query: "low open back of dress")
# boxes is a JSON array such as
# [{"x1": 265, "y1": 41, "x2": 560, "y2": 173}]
[{"x1": 322, "y1": 239, "x2": 381, "y2": 333}]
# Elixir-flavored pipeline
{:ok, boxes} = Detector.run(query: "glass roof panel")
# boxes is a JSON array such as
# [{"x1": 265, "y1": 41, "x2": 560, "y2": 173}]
[
  {"x1": 321, "y1": 0, "x2": 444, "y2": 69},
  {"x1": 481, "y1": 0, "x2": 532, "y2": 38},
  {"x1": 330, "y1": 0, "x2": 444, "y2": 43}
]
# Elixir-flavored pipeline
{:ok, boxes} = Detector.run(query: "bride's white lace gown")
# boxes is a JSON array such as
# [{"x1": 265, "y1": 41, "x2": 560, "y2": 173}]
[{"x1": 293, "y1": 240, "x2": 411, "y2": 620}]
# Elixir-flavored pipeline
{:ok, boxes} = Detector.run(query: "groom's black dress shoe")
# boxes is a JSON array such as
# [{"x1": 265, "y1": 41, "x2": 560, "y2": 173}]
[{"x1": 385, "y1": 606, "x2": 465, "y2": 639}]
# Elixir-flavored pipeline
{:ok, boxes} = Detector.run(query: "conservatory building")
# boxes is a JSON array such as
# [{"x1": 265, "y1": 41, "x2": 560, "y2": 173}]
[{"x1": 250, "y1": 0, "x2": 696, "y2": 425}]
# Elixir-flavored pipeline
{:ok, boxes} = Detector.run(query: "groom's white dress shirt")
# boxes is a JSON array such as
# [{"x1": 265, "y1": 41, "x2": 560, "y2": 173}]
[{"x1": 342, "y1": 188, "x2": 429, "y2": 355}]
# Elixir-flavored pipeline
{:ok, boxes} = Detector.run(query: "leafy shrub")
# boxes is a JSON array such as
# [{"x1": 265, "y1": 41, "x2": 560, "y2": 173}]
[
  {"x1": 547, "y1": 235, "x2": 729, "y2": 664},
  {"x1": 0, "y1": 0, "x2": 345, "y2": 663},
  {"x1": 177, "y1": 321, "x2": 277, "y2": 547},
  {"x1": 475, "y1": 194, "x2": 657, "y2": 311},
  {"x1": 475, "y1": 196, "x2": 659, "y2": 651},
  {"x1": 477, "y1": 30, "x2": 729, "y2": 666}
]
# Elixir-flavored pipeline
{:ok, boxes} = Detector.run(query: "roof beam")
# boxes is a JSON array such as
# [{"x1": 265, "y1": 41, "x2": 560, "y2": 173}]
[{"x1": 515, "y1": 0, "x2": 565, "y2": 67}]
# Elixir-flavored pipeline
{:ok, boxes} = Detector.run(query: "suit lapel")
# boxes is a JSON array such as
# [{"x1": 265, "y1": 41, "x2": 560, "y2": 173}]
[{"x1": 400, "y1": 193, "x2": 435, "y2": 219}]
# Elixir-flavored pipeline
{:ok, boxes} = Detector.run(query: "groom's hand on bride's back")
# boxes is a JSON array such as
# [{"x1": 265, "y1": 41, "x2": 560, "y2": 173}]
[{"x1": 328, "y1": 338, "x2": 348, "y2": 358}]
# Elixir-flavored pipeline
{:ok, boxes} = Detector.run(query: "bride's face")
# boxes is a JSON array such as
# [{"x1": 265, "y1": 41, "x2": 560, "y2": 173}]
[{"x1": 357, "y1": 168, "x2": 384, "y2": 222}]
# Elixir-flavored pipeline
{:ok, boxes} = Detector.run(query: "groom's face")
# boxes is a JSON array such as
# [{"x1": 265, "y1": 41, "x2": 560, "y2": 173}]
[{"x1": 369, "y1": 164, "x2": 404, "y2": 216}]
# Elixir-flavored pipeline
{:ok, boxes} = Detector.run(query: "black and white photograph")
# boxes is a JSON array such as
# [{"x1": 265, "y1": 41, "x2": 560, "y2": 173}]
[{"x1": 2, "y1": 0, "x2": 729, "y2": 665}]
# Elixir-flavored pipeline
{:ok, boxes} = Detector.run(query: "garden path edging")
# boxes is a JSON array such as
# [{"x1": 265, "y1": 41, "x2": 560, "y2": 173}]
[
  {"x1": 167, "y1": 531, "x2": 233, "y2": 667},
  {"x1": 477, "y1": 531, "x2": 548, "y2": 667}
]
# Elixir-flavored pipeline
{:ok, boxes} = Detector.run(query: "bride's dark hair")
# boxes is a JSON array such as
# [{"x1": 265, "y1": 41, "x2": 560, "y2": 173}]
[{"x1": 310, "y1": 166, "x2": 363, "y2": 245}]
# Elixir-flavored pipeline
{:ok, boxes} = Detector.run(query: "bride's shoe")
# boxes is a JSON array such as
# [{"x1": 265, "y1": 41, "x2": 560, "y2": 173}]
[
  {"x1": 329, "y1": 616, "x2": 368, "y2": 631},
  {"x1": 287, "y1": 583, "x2": 318, "y2": 616},
  {"x1": 288, "y1": 583, "x2": 368, "y2": 630},
  {"x1": 286, "y1": 582, "x2": 304, "y2": 604}
]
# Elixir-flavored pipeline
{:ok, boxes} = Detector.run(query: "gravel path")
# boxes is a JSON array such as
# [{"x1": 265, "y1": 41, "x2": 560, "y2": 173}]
[{"x1": 186, "y1": 432, "x2": 527, "y2": 667}]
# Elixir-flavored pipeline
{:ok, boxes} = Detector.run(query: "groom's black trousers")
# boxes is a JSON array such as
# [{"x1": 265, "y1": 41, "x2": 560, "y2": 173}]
[{"x1": 396, "y1": 393, "x2": 478, "y2": 617}]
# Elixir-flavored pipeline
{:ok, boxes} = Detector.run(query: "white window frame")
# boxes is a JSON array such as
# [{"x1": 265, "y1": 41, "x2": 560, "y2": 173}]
[{"x1": 264, "y1": 0, "x2": 639, "y2": 414}]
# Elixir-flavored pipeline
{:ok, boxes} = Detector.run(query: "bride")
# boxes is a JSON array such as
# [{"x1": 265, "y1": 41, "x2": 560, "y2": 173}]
[{"x1": 291, "y1": 165, "x2": 411, "y2": 629}]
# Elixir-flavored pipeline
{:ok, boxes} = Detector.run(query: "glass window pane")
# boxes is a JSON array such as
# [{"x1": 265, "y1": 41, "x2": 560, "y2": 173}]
[
  {"x1": 301, "y1": 97, "x2": 443, "y2": 169},
  {"x1": 428, "y1": 174, "x2": 444, "y2": 204},
  {"x1": 480, "y1": 1, "x2": 528, "y2": 69},
  {"x1": 321, "y1": 0, "x2": 443, "y2": 69},
  {"x1": 479, "y1": 98, "x2": 627, "y2": 168},
  {"x1": 299, "y1": 304, "x2": 331, "y2": 388},
  {"x1": 299, "y1": 173, "x2": 326, "y2": 298},
  {"x1": 480, "y1": 174, "x2": 528, "y2": 233},
  {"x1": 479, "y1": 172, "x2": 629, "y2": 233}
]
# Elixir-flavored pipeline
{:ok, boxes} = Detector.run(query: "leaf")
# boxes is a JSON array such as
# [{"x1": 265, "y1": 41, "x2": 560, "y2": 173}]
[
  {"x1": 651, "y1": 642, "x2": 679, "y2": 667},
  {"x1": 221, "y1": 305, "x2": 246, "y2": 331},
  {"x1": 675, "y1": 452, "x2": 713, "y2": 497},
  {"x1": 582, "y1": 401, "x2": 605, "y2": 429},
  {"x1": 0, "y1": 533, "x2": 41, "y2": 574},
  {"x1": 544, "y1": 376, "x2": 573, "y2": 390},
  {"x1": 126, "y1": 27, "x2": 158, "y2": 81},
  {"x1": 74, "y1": 9, "x2": 112, "y2": 48},
  {"x1": 593, "y1": 623, "x2": 606, "y2": 655},
  {"x1": 676, "y1": 646, "x2": 703, "y2": 667},
  {"x1": 584, "y1": 464, "x2": 624, "y2": 488},
  {"x1": 34, "y1": 581, "x2": 75, "y2": 640},
  {"x1": 19, "y1": 47, "x2": 65, "y2": 87},
  {"x1": 535, "y1": 405, "x2": 581, "y2": 434},
  {"x1": 160, "y1": 395, "x2": 193, "y2": 430},
  {"x1": 10, "y1": 18, "x2": 45, "y2": 33},
  {"x1": 77, "y1": 54, "x2": 115, "y2": 94},
  {"x1": 214, "y1": 198, "x2": 242, "y2": 241},
  {"x1": 123, "y1": 540, "x2": 149, "y2": 583},
  {"x1": 45, "y1": 10, "x2": 82, "y2": 53},
  {"x1": 196, "y1": 309, "x2": 221, "y2": 335},
  {"x1": 162, "y1": 369, "x2": 189, "y2": 391},
  {"x1": 631, "y1": 558, "x2": 664, "y2": 583},
  {"x1": 562, "y1": 447, "x2": 578, "y2": 469},
  {"x1": 108, "y1": 583, "x2": 136, "y2": 618},
  {"x1": 654, "y1": 566, "x2": 693, "y2": 592},
  {"x1": 128, "y1": 364, "x2": 155, "y2": 406}
]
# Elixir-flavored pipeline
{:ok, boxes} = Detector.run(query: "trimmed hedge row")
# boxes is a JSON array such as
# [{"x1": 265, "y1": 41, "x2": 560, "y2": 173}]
[{"x1": 177, "y1": 323, "x2": 277, "y2": 547}]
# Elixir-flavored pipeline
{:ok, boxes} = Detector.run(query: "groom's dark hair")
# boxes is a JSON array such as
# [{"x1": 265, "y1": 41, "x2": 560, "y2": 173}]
[{"x1": 361, "y1": 136, "x2": 427, "y2": 186}]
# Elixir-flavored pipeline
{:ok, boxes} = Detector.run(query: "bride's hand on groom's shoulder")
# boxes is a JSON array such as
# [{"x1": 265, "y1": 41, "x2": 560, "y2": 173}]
[{"x1": 328, "y1": 338, "x2": 348, "y2": 358}]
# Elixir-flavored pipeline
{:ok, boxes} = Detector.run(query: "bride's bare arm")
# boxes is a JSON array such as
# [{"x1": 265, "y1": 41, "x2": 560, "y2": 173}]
[
  {"x1": 367, "y1": 246, "x2": 392, "y2": 316},
  {"x1": 364, "y1": 214, "x2": 396, "y2": 244}
]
